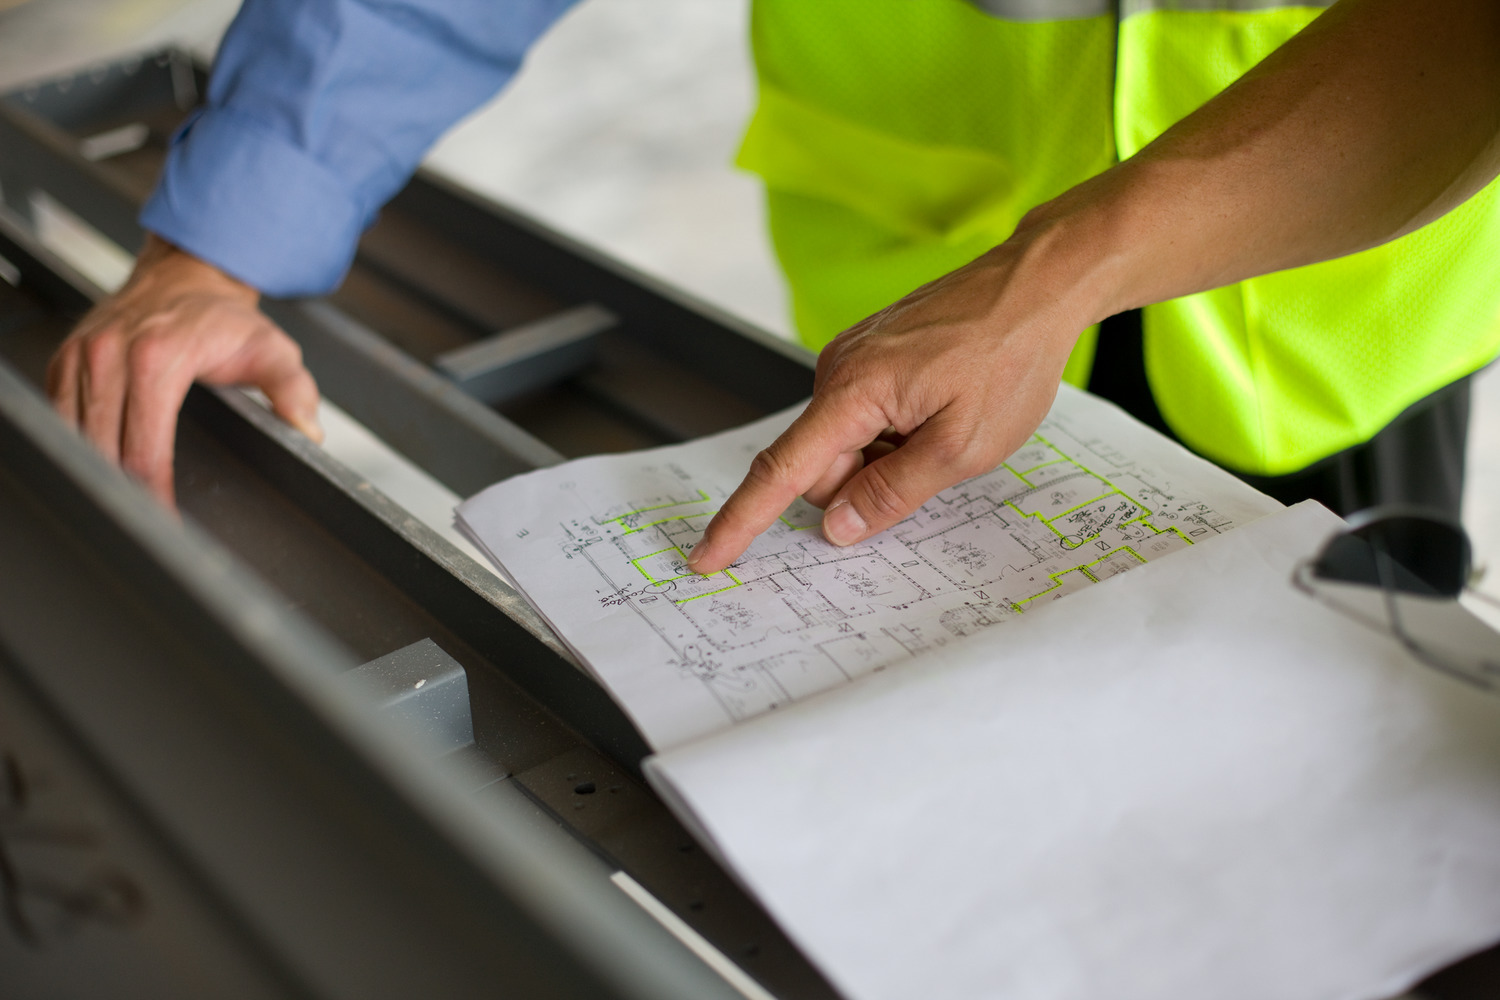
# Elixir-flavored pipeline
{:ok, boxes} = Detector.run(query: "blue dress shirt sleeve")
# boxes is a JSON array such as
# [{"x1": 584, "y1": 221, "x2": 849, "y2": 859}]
[{"x1": 140, "y1": 0, "x2": 580, "y2": 297}]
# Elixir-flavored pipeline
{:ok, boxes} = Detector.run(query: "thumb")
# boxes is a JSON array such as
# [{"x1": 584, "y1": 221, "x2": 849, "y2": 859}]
[
  {"x1": 215, "y1": 325, "x2": 324, "y2": 443},
  {"x1": 262, "y1": 363, "x2": 324, "y2": 444},
  {"x1": 821, "y1": 417, "x2": 984, "y2": 546}
]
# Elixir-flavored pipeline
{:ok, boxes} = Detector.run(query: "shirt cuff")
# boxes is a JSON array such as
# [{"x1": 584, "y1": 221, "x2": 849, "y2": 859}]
[{"x1": 139, "y1": 106, "x2": 369, "y2": 297}]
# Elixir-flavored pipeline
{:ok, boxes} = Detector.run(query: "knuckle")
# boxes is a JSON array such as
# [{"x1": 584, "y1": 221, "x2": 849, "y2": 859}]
[
  {"x1": 815, "y1": 349, "x2": 856, "y2": 386},
  {"x1": 248, "y1": 319, "x2": 302, "y2": 367},
  {"x1": 745, "y1": 447, "x2": 797, "y2": 492},
  {"x1": 924, "y1": 433, "x2": 971, "y2": 470},
  {"x1": 857, "y1": 464, "x2": 910, "y2": 523},
  {"x1": 274, "y1": 332, "x2": 305, "y2": 369},
  {"x1": 821, "y1": 362, "x2": 892, "y2": 412},
  {"x1": 120, "y1": 450, "x2": 152, "y2": 481},
  {"x1": 126, "y1": 333, "x2": 174, "y2": 380},
  {"x1": 45, "y1": 342, "x2": 73, "y2": 382},
  {"x1": 955, "y1": 453, "x2": 994, "y2": 481},
  {"x1": 81, "y1": 328, "x2": 121, "y2": 371}
]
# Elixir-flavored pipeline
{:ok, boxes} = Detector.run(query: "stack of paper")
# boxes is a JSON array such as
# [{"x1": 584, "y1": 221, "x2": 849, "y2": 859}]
[{"x1": 458, "y1": 385, "x2": 1500, "y2": 1000}]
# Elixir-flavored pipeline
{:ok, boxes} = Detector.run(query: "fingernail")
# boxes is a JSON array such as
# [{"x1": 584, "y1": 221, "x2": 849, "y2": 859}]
[
  {"x1": 291, "y1": 414, "x2": 324, "y2": 444},
  {"x1": 824, "y1": 500, "x2": 866, "y2": 546}
]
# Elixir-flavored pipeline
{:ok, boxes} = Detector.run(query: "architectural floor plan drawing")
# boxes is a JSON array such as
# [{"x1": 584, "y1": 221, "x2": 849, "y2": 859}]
[{"x1": 459, "y1": 385, "x2": 1283, "y2": 750}]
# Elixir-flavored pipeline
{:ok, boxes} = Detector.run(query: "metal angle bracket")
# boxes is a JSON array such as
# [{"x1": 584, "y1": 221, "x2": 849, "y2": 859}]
[
  {"x1": 435, "y1": 303, "x2": 618, "y2": 406},
  {"x1": 344, "y1": 638, "x2": 476, "y2": 757}
]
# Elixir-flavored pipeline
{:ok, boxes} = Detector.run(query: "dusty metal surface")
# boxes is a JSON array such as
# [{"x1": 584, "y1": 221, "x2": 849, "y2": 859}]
[
  {"x1": 0, "y1": 222, "x2": 840, "y2": 1000},
  {"x1": 0, "y1": 53, "x2": 840, "y2": 1000},
  {"x1": 0, "y1": 52, "x2": 814, "y2": 477},
  {"x1": 0, "y1": 353, "x2": 752, "y2": 1000}
]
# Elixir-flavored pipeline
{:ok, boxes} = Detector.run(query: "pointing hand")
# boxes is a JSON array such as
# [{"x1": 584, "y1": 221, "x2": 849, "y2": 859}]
[{"x1": 688, "y1": 224, "x2": 1102, "y2": 574}]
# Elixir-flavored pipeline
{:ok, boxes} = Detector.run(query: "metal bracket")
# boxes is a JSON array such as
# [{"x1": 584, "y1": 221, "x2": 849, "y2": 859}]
[
  {"x1": 346, "y1": 638, "x2": 475, "y2": 756},
  {"x1": 436, "y1": 304, "x2": 617, "y2": 405}
]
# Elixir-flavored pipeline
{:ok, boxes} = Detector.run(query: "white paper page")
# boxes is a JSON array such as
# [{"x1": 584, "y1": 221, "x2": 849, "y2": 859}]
[
  {"x1": 646, "y1": 502, "x2": 1500, "y2": 1000},
  {"x1": 458, "y1": 384, "x2": 1281, "y2": 750}
]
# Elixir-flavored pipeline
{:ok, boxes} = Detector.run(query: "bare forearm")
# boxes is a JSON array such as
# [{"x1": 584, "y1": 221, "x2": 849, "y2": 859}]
[
  {"x1": 646, "y1": 0, "x2": 1500, "y2": 574},
  {"x1": 1028, "y1": 0, "x2": 1500, "y2": 320}
]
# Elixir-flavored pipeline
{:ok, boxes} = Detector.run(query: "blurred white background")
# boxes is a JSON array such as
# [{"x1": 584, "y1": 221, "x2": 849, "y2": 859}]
[{"x1": 0, "y1": 0, "x2": 787, "y2": 334}]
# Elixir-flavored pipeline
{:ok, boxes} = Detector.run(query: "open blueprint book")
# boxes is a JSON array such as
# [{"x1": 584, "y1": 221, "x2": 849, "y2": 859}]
[
  {"x1": 458, "y1": 384, "x2": 1500, "y2": 1000},
  {"x1": 459, "y1": 384, "x2": 1280, "y2": 751}
]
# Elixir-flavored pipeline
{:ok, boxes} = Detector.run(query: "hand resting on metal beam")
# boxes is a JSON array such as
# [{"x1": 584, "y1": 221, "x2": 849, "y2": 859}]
[{"x1": 44, "y1": 234, "x2": 323, "y2": 507}]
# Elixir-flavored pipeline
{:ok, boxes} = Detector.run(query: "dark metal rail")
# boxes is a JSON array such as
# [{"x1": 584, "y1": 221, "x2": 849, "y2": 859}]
[
  {"x1": 0, "y1": 51, "x2": 813, "y2": 494},
  {"x1": 0, "y1": 50, "x2": 836, "y2": 1000}
]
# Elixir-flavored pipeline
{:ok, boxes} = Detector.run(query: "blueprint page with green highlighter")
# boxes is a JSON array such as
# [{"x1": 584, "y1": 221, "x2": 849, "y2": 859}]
[
  {"x1": 458, "y1": 385, "x2": 1280, "y2": 751},
  {"x1": 456, "y1": 386, "x2": 1500, "y2": 1000}
]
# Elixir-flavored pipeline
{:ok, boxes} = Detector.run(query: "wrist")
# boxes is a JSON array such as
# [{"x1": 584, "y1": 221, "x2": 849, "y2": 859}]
[
  {"x1": 1006, "y1": 170, "x2": 1151, "y2": 332},
  {"x1": 132, "y1": 233, "x2": 260, "y2": 306}
]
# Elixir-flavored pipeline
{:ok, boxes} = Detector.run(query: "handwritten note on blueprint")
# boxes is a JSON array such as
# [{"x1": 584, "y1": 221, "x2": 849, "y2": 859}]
[{"x1": 457, "y1": 384, "x2": 1281, "y2": 750}]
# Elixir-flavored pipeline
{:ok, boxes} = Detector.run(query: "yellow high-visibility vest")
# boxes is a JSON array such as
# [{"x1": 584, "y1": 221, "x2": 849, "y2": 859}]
[{"x1": 738, "y1": 0, "x2": 1500, "y2": 476}]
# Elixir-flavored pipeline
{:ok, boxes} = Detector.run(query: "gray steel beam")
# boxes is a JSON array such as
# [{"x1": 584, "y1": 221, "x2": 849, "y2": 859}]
[
  {"x1": 0, "y1": 91, "x2": 145, "y2": 249},
  {"x1": 436, "y1": 303, "x2": 617, "y2": 406},
  {"x1": 0, "y1": 110, "x2": 567, "y2": 495},
  {"x1": 5, "y1": 50, "x2": 198, "y2": 135},
  {"x1": 346, "y1": 639, "x2": 477, "y2": 756},
  {"x1": 385, "y1": 173, "x2": 816, "y2": 413},
  {"x1": 266, "y1": 298, "x2": 565, "y2": 494},
  {"x1": 182, "y1": 380, "x2": 649, "y2": 766},
  {"x1": 0, "y1": 242, "x2": 837, "y2": 1000},
  {"x1": 0, "y1": 354, "x2": 745, "y2": 1000},
  {"x1": 0, "y1": 208, "x2": 646, "y2": 765}
]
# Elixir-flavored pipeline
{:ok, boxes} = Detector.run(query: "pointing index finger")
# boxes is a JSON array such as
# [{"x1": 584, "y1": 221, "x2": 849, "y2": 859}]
[{"x1": 688, "y1": 396, "x2": 886, "y2": 574}]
